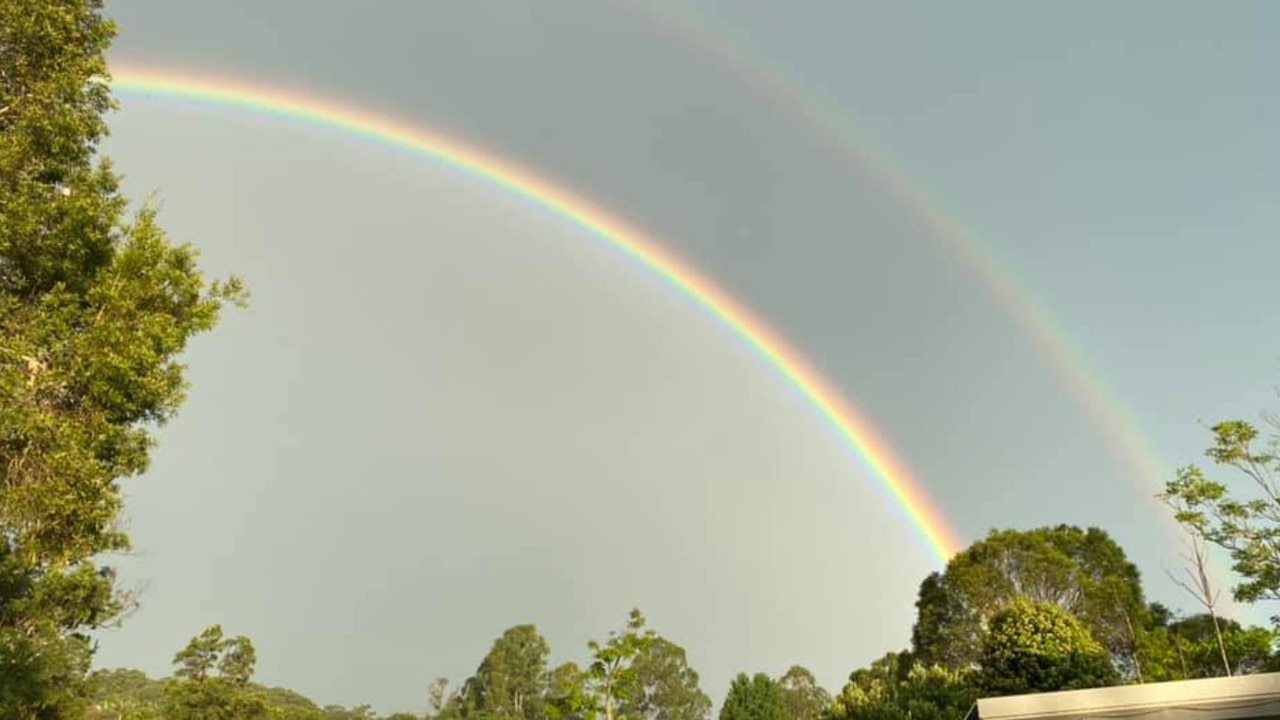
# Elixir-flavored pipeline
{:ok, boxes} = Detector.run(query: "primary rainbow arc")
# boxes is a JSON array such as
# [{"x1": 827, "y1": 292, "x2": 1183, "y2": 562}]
[{"x1": 109, "y1": 65, "x2": 965, "y2": 566}]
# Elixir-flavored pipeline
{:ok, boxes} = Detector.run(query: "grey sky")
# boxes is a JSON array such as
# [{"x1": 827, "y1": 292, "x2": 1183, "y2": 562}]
[{"x1": 95, "y1": 1, "x2": 1279, "y2": 715}]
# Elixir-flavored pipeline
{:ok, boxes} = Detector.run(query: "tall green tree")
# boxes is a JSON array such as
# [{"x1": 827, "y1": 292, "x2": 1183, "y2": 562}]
[
  {"x1": 719, "y1": 674, "x2": 784, "y2": 720},
  {"x1": 620, "y1": 636, "x2": 710, "y2": 720},
  {"x1": 546, "y1": 663, "x2": 595, "y2": 720},
  {"x1": 587, "y1": 610, "x2": 656, "y2": 720},
  {"x1": 976, "y1": 598, "x2": 1118, "y2": 696},
  {"x1": 910, "y1": 525, "x2": 1147, "y2": 675},
  {"x1": 0, "y1": 0, "x2": 244, "y2": 716},
  {"x1": 585, "y1": 610, "x2": 709, "y2": 720},
  {"x1": 459, "y1": 624, "x2": 552, "y2": 720},
  {"x1": 162, "y1": 625, "x2": 268, "y2": 720},
  {"x1": 1162, "y1": 415, "x2": 1280, "y2": 618},
  {"x1": 776, "y1": 666, "x2": 828, "y2": 720}
]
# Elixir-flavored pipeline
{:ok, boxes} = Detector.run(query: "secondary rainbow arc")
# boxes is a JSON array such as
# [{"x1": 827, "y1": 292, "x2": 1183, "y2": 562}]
[
  {"x1": 108, "y1": 65, "x2": 964, "y2": 566},
  {"x1": 629, "y1": 1, "x2": 1174, "y2": 512}
]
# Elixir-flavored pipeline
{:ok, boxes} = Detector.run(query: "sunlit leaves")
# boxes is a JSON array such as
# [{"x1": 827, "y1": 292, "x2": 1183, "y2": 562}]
[
  {"x1": 976, "y1": 599, "x2": 1117, "y2": 696},
  {"x1": 828, "y1": 664, "x2": 975, "y2": 720},
  {"x1": 909, "y1": 525, "x2": 1146, "y2": 675},
  {"x1": 1162, "y1": 415, "x2": 1280, "y2": 610}
]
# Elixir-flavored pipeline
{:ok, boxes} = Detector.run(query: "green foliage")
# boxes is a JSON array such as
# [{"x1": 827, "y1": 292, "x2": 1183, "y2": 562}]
[
  {"x1": 546, "y1": 663, "x2": 595, "y2": 720},
  {"x1": 1135, "y1": 607, "x2": 1278, "y2": 681},
  {"x1": 85, "y1": 668, "x2": 356, "y2": 720},
  {"x1": 445, "y1": 613, "x2": 707, "y2": 720},
  {"x1": 0, "y1": 0, "x2": 115, "y2": 188},
  {"x1": 0, "y1": 620, "x2": 95, "y2": 719},
  {"x1": 322, "y1": 705, "x2": 379, "y2": 720},
  {"x1": 843, "y1": 653, "x2": 914, "y2": 695},
  {"x1": 587, "y1": 609, "x2": 657, "y2": 720},
  {"x1": 458, "y1": 624, "x2": 551, "y2": 720},
  {"x1": 162, "y1": 625, "x2": 269, "y2": 720},
  {"x1": 582, "y1": 610, "x2": 709, "y2": 720},
  {"x1": 776, "y1": 666, "x2": 829, "y2": 720},
  {"x1": 0, "y1": 0, "x2": 244, "y2": 716},
  {"x1": 719, "y1": 673, "x2": 785, "y2": 720},
  {"x1": 619, "y1": 636, "x2": 711, "y2": 720},
  {"x1": 86, "y1": 668, "x2": 164, "y2": 719},
  {"x1": 977, "y1": 598, "x2": 1119, "y2": 696},
  {"x1": 910, "y1": 525, "x2": 1147, "y2": 675},
  {"x1": 1162, "y1": 416, "x2": 1280, "y2": 612},
  {"x1": 429, "y1": 677, "x2": 459, "y2": 719},
  {"x1": 828, "y1": 664, "x2": 976, "y2": 720},
  {"x1": 255, "y1": 685, "x2": 326, "y2": 720}
]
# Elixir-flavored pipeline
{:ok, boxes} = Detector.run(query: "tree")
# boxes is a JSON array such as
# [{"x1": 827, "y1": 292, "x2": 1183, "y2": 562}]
[
  {"x1": 458, "y1": 624, "x2": 552, "y2": 720},
  {"x1": 1136, "y1": 607, "x2": 1277, "y2": 681},
  {"x1": 323, "y1": 706, "x2": 377, "y2": 720},
  {"x1": 910, "y1": 526, "x2": 1147, "y2": 675},
  {"x1": 976, "y1": 598, "x2": 1118, "y2": 696},
  {"x1": 776, "y1": 666, "x2": 829, "y2": 720},
  {"x1": 87, "y1": 667, "x2": 337, "y2": 720},
  {"x1": 0, "y1": 0, "x2": 244, "y2": 716},
  {"x1": 719, "y1": 674, "x2": 785, "y2": 720},
  {"x1": 620, "y1": 636, "x2": 711, "y2": 720},
  {"x1": 587, "y1": 609, "x2": 656, "y2": 720},
  {"x1": 1162, "y1": 415, "x2": 1280, "y2": 618},
  {"x1": 584, "y1": 609, "x2": 709, "y2": 720},
  {"x1": 255, "y1": 685, "x2": 326, "y2": 720},
  {"x1": 163, "y1": 626, "x2": 269, "y2": 720},
  {"x1": 828, "y1": 664, "x2": 975, "y2": 720},
  {"x1": 1166, "y1": 532, "x2": 1233, "y2": 675},
  {"x1": 85, "y1": 668, "x2": 165, "y2": 719},
  {"x1": 546, "y1": 663, "x2": 595, "y2": 720},
  {"x1": 843, "y1": 653, "x2": 914, "y2": 695}
]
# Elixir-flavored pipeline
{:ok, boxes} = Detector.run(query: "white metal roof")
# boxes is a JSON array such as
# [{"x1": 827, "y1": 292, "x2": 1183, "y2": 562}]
[{"x1": 973, "y1": 674, "x2": 1280, "y2": 720}]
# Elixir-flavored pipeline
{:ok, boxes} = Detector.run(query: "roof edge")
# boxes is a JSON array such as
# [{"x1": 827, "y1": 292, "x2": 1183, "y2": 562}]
[{"x1": 976, "y1": 673, "x2": 1280, "y2": 720}]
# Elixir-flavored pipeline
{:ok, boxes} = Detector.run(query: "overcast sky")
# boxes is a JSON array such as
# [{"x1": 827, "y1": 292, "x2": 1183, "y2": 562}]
[{"x1": 95, "y1": 1, "x2": 1279, "y2": 715}]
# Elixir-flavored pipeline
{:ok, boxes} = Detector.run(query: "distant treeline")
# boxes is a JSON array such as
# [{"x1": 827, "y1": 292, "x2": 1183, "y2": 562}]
[{"x1": 85, "y1": 525, "x2": 1280, "y2": 720}]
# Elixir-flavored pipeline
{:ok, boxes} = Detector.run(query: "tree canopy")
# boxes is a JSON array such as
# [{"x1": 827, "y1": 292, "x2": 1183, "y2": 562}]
[
  {"x1": 1163, "y1": 416, "x2": 1280, "y2": 614},
  {"x1": 719, "y1": 674, "x2": 785, "y2": 720},
  {"x1": 976, "y1": 598, "x2": 1118, "y2": 696},
  {"x1": 910, "y1": 525, "x2": 1147, "y2": 675},
  {"x1": 777, "y1": 666, "x2": 829, "y2": 720},
  {"x1": 828, "y1": 663, "x2": 976, "y2": 720},
  {"x1": 162, "y1": 625, "x2": 269, "y2": 720},
  {"x1": 457, "y1": 624, "x2": 552, "y2": 720},
  {"x1": 0, "y1": 0, "x2": 244, "y2": 717}
]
